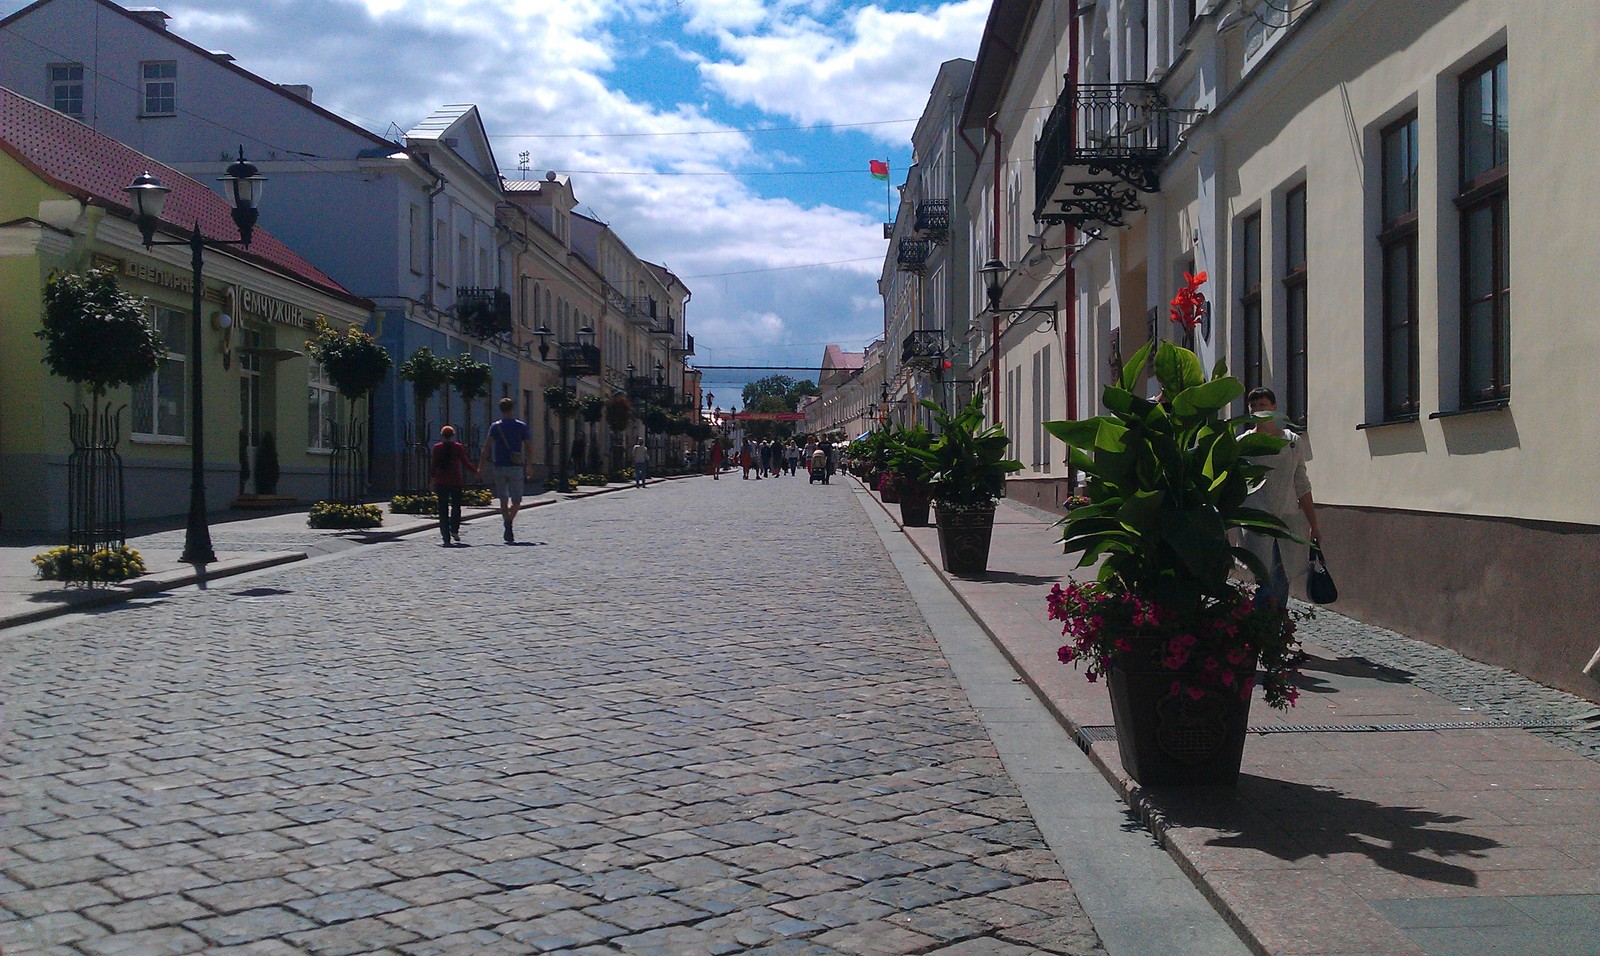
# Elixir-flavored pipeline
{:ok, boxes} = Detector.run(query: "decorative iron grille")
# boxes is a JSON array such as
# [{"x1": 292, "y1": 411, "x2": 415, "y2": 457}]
[
  {"x1": 65, "y1": 403, "x2": 127, "y2": 555},
  {"x1": 456, "y1": 287, "x2": 512, "y2": 337},
  {"x1": 901, "y1": 329, "x2": 945, "y2": 370},
  {"x1": 915, "y1": 199, "x2": 950, "y2": 240},
  {"x1": 897, "y1": 237, "x2": 933, "y2": 275},
  {"x1": 328, "y1": 419, "x2": 366, "y2": 504}
]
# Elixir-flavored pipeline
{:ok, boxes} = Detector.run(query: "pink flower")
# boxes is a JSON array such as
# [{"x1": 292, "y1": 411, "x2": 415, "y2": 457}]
[
  {"x1": 1220, "y1": 669, "x2": 1236, "y2": 688},
  {"x1": 1185, "y1": 686, "x2": 1206, "y2": 701},
  {"x1": 1226, "y1": 648, "x2": 1249, "y2": 666},
  {"x1": 1115, "y1": 638, "x2": 1132, "y2": 653}
]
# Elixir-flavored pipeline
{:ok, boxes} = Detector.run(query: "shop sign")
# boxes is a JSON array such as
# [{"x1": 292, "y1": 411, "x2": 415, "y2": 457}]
[
  {"x1": 239, "y1": 287, "x2": 311, "y2": 328},
  {"x1": 93, "y1": 253, "x2": 194, "y2": 295}
]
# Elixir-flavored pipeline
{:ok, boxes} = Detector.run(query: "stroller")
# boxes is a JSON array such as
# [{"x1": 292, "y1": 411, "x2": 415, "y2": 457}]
[{"x1": 808, "y1": 452, "x2": 829, "y2": 484}]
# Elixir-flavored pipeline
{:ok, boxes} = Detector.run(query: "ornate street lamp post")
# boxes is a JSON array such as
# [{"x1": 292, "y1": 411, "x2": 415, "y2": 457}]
[{"x1": 125, "y1": 149, "x2": 266, "y2": 565}]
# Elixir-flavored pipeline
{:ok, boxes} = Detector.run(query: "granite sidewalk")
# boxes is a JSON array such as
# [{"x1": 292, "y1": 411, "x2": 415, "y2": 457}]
[{"x1": 858, "y1": 478, "x2": 1600, "y2": 956}]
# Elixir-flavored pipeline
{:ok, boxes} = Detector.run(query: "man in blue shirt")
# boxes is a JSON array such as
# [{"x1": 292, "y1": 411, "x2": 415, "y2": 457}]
[{"x1": 480, "y1": 397, "x2": 533, "y2": 543}]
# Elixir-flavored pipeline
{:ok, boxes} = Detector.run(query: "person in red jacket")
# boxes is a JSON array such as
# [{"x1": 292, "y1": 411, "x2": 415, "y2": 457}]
[{"x1": 431, "y1": 425, "x2": 478, "y2": 546}]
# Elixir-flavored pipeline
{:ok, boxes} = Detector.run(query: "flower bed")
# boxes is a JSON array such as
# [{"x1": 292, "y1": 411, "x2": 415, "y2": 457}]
[
  {"x1": 308, "y1": 501, "x2": 384, "y2": 529},
  {"x1": 32, "y1": 545, "x2": 146, "y2": 582},
  {"x1": 389, "y1": 488, "x2": 492, "y2": 514}
]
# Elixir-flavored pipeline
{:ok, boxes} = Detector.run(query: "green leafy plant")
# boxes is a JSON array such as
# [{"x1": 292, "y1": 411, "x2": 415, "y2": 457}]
[
  {"x1": 398, "y1": 346, "x2": 451, "y2": 435},
  {"x1": 305, "y1": 319, "x2": 391, "y2": 399},
  {"x1": 308, "y1": 500, "x2": 383, "y2": 528},
  {"x1": 884, "y1": 424, "x2": 935, "y2": 491},
  {"x1": 32, "y1": 544, "x2": 146, "y2": 582},
  {"x1": 915, "y1": 396, "x2": 1022, "y2": 509},
  {"x1": 38, "y1": 269, "x2": 162, "y2": 399},
  {"x1": 1043, "y1": 326, "x2": 1307, "y2": 709}
]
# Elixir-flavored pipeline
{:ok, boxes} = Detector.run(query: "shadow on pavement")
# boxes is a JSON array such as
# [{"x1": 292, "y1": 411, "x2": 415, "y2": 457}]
[{"x1": 1152, "y1": 774, "x2": 1498, "y2": 887}]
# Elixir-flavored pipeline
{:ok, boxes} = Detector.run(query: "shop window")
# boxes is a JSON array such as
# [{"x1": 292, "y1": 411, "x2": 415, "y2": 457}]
[
  {"x1": 307, "y1": 359, "x2": 339, "y2": 452},
  {"x1": 132, "y1": 306, "x2": 186, "y2": 440}
]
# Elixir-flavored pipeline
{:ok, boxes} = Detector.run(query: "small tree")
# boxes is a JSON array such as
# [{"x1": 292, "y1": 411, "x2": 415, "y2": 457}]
[
  {"x1": 448, "y1": 354, "x2": 493, "y2": 443},
  {"x1": 305, "y1": 318, "x2": 391, "y2": 401},
  {"x1": 397, "y1": 346, "x2": 451, "y2": 440},
  {"x1": 39, "y1": 269, "x2": 162, "y2": 411},
  {"x1": 605, "y1": 393, "x2": 633, "y2": 472},
  {"x1": 580, "y1": 394, "x2": 606, "y2": 472}
]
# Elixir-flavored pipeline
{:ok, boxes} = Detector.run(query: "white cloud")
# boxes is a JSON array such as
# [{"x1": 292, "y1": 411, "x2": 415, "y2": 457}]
[{"x1": 696, "y1": 1, "x2": 989, "y2": 141}]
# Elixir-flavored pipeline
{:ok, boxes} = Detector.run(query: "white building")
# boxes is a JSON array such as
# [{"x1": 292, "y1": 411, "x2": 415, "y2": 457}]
[{"x1": 960, "y1": 0, "x2": 1600, "y2": 699}]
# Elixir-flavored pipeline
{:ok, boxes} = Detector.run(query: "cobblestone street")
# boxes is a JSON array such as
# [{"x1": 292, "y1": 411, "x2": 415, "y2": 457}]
[{"x1": 0, "y1": 477, "x2": 1107, "y2": 954}]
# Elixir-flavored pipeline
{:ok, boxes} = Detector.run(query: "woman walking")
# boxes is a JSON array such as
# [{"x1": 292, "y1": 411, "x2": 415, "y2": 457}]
[{"x1": 431, "y1": 425, "x2": 478, "y2": 546}]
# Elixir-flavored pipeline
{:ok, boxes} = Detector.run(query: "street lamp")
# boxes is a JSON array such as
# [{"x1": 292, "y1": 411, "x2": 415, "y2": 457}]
[{"x1": 124, "y1": 148, "x2": 266, "y2": 565}]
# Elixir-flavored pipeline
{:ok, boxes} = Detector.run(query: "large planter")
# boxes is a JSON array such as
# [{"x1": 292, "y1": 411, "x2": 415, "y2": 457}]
[
  {"x1": 1106, "y1": 634, "x2": 1254, "y2": 786},
  {"x1": 933, "y1": 502, "x2": 995, "y2": 575},
  {"x1": 898, "y1": 486, "x2": 931, "y2": 527},
  {"x1": 879, "y1": 475, "x2": 902, "y2": 504}
]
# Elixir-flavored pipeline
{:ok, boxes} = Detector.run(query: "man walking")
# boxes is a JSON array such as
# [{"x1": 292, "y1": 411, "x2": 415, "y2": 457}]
[
  {"x1": 632, "y1": 437, "x2": 649, "y2": 488},
  {"x1": 480, "y1": 397, "x2": 533, "y2": 543}
]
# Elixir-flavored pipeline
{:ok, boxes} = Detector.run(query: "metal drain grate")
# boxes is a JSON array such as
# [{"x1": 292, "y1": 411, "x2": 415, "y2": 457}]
[{"x1": 1077, "y1": 717, "x2": 1578, "y2": 745}]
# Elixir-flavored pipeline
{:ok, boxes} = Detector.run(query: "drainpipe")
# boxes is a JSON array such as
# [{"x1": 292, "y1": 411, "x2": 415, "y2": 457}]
[
  {"x1": 988, "y1": 111, "x2": 1003, "y2": 424},
  {"x1": 422, "y1": 173, "x2": 446, "y2": 312},
  {"x1": 1065, "y1": 0, "x2": 1081, "y2": 491}
]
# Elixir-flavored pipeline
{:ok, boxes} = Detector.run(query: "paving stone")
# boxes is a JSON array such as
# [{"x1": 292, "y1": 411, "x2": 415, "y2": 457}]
[
  {"x1": 286, "y1": 887, "x2": 410, "y2": 924},
  {"x1": 184, "y1": 906, "x2": 319, "y2": 946},
  {"x1": 84, "y1": 892, "x2": 211, "y2": 933}
]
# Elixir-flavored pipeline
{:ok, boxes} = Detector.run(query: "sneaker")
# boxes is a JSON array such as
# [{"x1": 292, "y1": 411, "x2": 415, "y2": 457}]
[
  {"x1": 504, "y1": 525, "x2": 514, "y2": 544},
  {"x1": 452, "y1": 530, "x2": 462, "y2": 543}
]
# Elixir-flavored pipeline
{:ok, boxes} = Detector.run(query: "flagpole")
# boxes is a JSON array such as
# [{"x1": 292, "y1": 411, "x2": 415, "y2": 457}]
[{"x1": 884, "y1": 161, "x2": 891, "y2": 223}]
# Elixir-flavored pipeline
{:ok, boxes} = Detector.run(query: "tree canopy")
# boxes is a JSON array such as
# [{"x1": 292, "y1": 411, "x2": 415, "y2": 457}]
[{"x1": 741, "y1": 374, "x2": 818, "y2": 412}]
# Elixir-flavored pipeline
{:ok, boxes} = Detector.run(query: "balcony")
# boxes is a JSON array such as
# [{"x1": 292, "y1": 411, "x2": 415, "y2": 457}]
[
  {"x1": 682, "y1": 333, "x2": 695, "y2": 356},
  {"x1": 1034, "y1": 82, "x2": 1190, "y2": 230},
  {"x1": 557, "y1": 342, "x2": 601, "y2": 377},
  {"x1": 630, "y1": 296, "x2": 659, "y2": 324},
  {"x1": 626, "y1": 376, "x2": 673, "y2": 407},
  {"x1": 455, "y1": 287, "x2": 512, "y2": 337},
  {"x1": 896, "y1": 237, "x2": 932, "y2": 275},
  {"x1": 649, "y1": 316, "x2": 675, "y2": 336},
  {"x1": 914, "y1": 199, "x2": 950, "y2": 241},
  {"x1": 901, "y1": 329, "x2": 945, "y2": 371}
]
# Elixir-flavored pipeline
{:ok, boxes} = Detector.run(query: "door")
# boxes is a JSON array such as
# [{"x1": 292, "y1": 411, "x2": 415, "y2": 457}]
[{"x1": 240, "y1": 328, "x2": 262, "y2": 493}]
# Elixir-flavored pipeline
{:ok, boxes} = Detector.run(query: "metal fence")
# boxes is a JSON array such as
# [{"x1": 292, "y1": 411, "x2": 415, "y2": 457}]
[{"x1": 65, "y1": 403, "x2": 126, "y2": 553}]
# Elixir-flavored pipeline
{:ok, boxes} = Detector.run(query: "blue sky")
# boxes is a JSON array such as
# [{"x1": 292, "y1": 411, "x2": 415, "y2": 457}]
[{"x1": 1, "y1": 0, "x2": 991, "y2": 392}]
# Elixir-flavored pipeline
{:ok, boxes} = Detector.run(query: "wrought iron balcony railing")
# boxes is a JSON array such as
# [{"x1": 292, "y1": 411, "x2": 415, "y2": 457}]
[
  {"x1": 630, "y1": 296, "x2": 659, "y2": 323},
  {"x1": 896, "y1": 237, "x2": 933, "y2": 275},
  {"x1": 649, "y1": 316, "x2": 675, "y2": 335},
  {"x1": 626, "y1": 376, "x2": 673, "y2": 407},
  {"x1": 914, "y1": 199, "x2": 950, "y2": 240},
  {"x1": 1034, "y1": 82, "x2": 1190, "y2": 229},
  {"x1": 557, "y1": 342, "x2": 601, "y2": 377},
  {"x1": 682, "y1": 333, "x2": 695, "y2": 356},
  {"x1": 901, "y1": 329, "x2": 945, "y2": 370},
  {"x1": 455, "y1": 287, "x2": 512, "y2": 336}
]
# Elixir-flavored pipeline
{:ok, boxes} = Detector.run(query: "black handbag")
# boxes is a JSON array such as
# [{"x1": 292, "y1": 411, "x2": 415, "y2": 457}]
[{"x1": 1307, "y1": 545, "x2": 1338, "y2": 604}]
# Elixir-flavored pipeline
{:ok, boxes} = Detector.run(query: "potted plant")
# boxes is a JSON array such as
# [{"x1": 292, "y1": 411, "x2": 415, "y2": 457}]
[
  {"x1": 885, "y1": 424, "x2": 935, "y2": 526},
  {"x1": 1042, "y1": 273, "x2": 1304, "y2": 786},
  {"x1": 920, "y1": 396, "x2": 1023, "y2": 575}
]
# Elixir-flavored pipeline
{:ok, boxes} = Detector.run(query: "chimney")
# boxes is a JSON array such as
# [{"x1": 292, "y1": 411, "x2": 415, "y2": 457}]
[
  {"x1": 281, "y1": 84, "x2": 313, "y2": 102},
  {"x1": 207, "y1": 50, "x2": 235, "y2": 63},
  {"x1": 125, "y1": 8, "x2": 171, "y2": 30}
]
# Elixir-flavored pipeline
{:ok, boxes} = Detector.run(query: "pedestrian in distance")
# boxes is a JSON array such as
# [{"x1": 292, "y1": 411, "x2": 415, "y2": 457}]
[
  {"x1": 431, "y1": 425, "x2": 478, "y2": 546},
  {"x1": 809, "y1": 442, "x2": 829, "y2": 484},
  {"x1": 740, "y1": 439, "x2": 753, "y2": 479},
  {"x1": 480, "y1": 396, "x2": 533, "y2": 543},
  {"x1": 709, "y1": 440, "x2": 723, "y2": 479},
  {"x1": 1239, "y1": 387, "x2": 1322, "y2": 608},
  {"x1": 633, "y1": 438, "x2": 649, "y2": 488}
]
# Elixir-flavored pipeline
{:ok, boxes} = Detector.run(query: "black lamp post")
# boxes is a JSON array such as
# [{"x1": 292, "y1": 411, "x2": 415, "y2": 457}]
[
  {"x1": 125, "y1": 148, "x2": 266, "y2": 565},
  {"x1": 543, "y1": 324, "x2": 595, "y2": 492}
]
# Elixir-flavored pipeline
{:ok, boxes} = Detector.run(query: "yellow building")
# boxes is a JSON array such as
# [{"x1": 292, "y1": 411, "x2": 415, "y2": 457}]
[{"x1": 0, "y1": 86, "x2": 373, "y2": 531}]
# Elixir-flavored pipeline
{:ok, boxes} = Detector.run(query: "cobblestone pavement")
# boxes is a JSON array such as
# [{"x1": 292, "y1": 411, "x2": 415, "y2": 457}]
[{"x1": 0, "y1": 476, "x2": 1106, "y2": 954}]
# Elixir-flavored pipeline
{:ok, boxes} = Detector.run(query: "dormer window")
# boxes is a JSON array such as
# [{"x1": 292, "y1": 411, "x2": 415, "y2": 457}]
[
  {"x1": 141, "y1": 61, "x2": 176, "y2": 116},
  {"x1": 49, "y1": 64, "x2": 83, "y2": 117}
]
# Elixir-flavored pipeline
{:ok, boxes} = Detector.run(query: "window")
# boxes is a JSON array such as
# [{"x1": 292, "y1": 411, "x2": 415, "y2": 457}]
[
  {"x1": 1380, "y1": 114, "x2": 1420, "y2": 418},
  {"x1": 408, "y1": 205, "x2": 423, "y2": 274},
  {"x1": 1283, "y1": 185, "x2": 1308, "y2": 425},
  {"x1": 140, "y1": 61, "x2": 176, "y2": 116},
  {"x1": 1458, "y1": 52, "x2": 1509, "y2": 405},
  {"x1": 307, "y1": 359, "x2": 338, "y2": 451},
  {"x1": 435, "y1": 221, "x2": 449, "y2": 287},
  {"x1": 49, "y1": 63, "x2": 83, "y2": 117},
  {"x1": 132, "y1": 306, "x2": 186, "y2": 439},
  {"x1": 1239, "y1": 213, "x2": 1263, "y2": 392},
  {"x1": 457, "y1": 235, "x2": 470, "y2": 287},
  {"x1": 519, "y1": 276, "x2": 531, "y2": 328}
]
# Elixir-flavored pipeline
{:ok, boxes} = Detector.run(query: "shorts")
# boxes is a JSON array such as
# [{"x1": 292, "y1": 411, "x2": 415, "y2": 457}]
[{"x1": 489, "y1": 464, "x2": 524, "y2": 502}]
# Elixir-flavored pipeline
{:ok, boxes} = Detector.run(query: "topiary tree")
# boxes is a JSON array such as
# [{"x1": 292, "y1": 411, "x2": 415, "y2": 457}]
[
  {"x1": 605, "y1": 393, "x2": 633, "y2": 472},
  {"x1": 397, "y1": 346, "x2": 450, "y2": 441},
  {"x1": 38, "y1": 268, "x2": 163, "y2": 553},
  {"x1": 305, "y1": 318, "x2": 391, "y2": 401},
  {"x1": 448, "y1": 354, "x2": 493, "y2": 445},
  {"x1": 580, "y1": 394, "x2": 606, "y2": 472}
]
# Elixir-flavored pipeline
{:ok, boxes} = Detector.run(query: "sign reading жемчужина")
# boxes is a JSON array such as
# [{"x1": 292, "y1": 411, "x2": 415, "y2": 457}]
[{"x1": 237, "y1": 287, "x2": 311, "y2": 328}]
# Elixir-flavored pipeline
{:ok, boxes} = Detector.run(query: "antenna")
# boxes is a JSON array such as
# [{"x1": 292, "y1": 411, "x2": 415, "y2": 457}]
[{"x1": 517, "y1": 151, "x2": 531, "y2": 180}]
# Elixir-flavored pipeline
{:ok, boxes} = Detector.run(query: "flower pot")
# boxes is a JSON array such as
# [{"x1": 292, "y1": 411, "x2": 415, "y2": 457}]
[
  {"x1": 1106, "y1": 634, "x2": 1255, "y2": 786},
  {"x1": 879, "y1": 476, "x2": 902, "y2": 504},
  {"x1": 899, "y1": 487, "x2": 931, "y2": 527},
  {"x1": 934, "y1": 503, "x2": 995, "y2": 575}
]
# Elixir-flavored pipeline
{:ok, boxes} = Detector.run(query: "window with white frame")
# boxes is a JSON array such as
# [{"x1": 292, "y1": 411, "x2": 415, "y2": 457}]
[
  {"x1": 131, "y1": 306, "x2": 186, "y2": 439},
  {"x1": 140, "y1": 61, "x2": 176, "y2": 116},
  {"x1": 307, "y1": 358, "x2": 338, "y2": 451},
  {"x1": 49, "y1": 63, "x2": 83, "y2": 117}
]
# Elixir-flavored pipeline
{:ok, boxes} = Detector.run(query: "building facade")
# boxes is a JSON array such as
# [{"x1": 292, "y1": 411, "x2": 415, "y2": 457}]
[
  {"x1": 964, "y1": 0, "x2": 1600, "y2": 699},
  {"x1": 0, "y1": 86, "x2": 372, "y2": 530}
]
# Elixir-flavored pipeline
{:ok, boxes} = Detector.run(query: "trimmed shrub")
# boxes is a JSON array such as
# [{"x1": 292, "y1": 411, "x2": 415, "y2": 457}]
[{"x1": 308, "y1": 501, "x2": 383, "y2": 529}]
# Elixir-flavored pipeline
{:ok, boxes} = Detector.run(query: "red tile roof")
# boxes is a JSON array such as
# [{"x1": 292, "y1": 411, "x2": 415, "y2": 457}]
[
  {"x1": 0, "y1": 86, "x2": 365, "y2": 305},
  {"x1": 824, "y1": 344, "x2": 865, "y2": 371}
]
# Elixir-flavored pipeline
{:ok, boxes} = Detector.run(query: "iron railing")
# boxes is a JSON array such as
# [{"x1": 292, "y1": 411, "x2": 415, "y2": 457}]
[
  {"x1": 901, "y1": 329, "x2": 945, "y2": 368},
  {"x1": 328, "y1": 419, "x2": 366, "y2": 504},
  {"x1": 1034, "y1": 82, "x2": 1188, "y2": 224},
  {"x1": 897, "y1": 237, "x2": 933, "y2": 275},
  {"x1": 65, "y1": 403, "x2": 127, "y2": 556},
  {"x1": 456, "y1": 287, "x2": 512, "y2": 337},
  {"x1": 915, "y1": 199, "x2": 950, "y2": 239},
  {"x1": 558, "y1": 343, "x2": 602, "y2": 377}
]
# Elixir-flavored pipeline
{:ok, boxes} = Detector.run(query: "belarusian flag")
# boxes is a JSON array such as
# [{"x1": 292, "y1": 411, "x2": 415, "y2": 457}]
[{"x1": 869, "y1": 160, "x2": 889, "y2": 181}]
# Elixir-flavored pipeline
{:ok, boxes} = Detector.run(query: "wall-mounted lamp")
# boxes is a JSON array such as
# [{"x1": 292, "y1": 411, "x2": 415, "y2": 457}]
[{"x1": 978, "y1": 258, "x2": 1059, "y2": 335}]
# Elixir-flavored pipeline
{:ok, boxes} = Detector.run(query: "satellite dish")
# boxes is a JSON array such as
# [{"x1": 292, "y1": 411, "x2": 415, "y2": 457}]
[{"x1": 545, "y1": 170, "x2": 558, "y2": 181}]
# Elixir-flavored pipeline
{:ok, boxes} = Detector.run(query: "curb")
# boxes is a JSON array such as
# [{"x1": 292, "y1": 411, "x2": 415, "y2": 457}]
[
  {"x1": 851, "y1": 477, "x2": 1270, "y2": 956},
  {"x1": 0, "y1": 551, "x2": 308, "y2": 632}
]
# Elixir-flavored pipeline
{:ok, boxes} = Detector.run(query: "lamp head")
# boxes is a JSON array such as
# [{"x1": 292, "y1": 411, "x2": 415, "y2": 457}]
[
  {"x1": 979, "y1": 258, "x2": 1008, "y2": 310},
  {"x1": 123, "y1": 171, "x2": 171, "y2": 246},
  {"x1": 220, "y1": 146, "x2": 266, "y2": 245}
]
